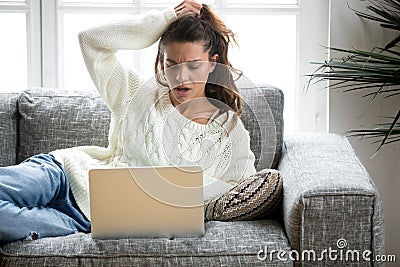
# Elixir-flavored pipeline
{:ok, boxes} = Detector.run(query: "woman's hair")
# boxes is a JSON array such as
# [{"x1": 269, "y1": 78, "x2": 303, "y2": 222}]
[{"x1": 154, "y1": 4, "x2": 243, "y2": 132}]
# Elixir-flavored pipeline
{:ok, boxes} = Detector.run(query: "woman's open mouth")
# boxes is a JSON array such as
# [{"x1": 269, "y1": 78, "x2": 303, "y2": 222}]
[{"x1": 174, "y1": 86, "x2": 191, "y2": 97}]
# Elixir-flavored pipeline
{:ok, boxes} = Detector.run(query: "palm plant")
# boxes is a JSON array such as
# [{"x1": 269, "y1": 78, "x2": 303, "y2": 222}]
[{"x1": 308, "y1": 0, "x2": 400, "y2": 152}]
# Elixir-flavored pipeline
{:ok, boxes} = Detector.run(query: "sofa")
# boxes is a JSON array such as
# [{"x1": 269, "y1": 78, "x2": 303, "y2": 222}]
[{"x1": 0, "y1": 86, "x2": 384, "y2": 266}]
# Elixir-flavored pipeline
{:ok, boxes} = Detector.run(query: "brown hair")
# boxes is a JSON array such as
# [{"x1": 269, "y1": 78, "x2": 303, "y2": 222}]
[{"x1": 155, "y1": 4, "x2": 243, "y2": 132}]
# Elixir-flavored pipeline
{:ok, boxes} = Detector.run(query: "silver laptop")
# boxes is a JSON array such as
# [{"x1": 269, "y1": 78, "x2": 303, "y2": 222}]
[{"x1": 89, "y1": 166, "x2": 205, "y2": 239}]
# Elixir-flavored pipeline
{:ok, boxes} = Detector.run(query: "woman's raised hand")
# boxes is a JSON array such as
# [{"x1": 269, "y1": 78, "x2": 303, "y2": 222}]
[{"x1": 174, "y1": 0, "x2": 202, "y2": 17}]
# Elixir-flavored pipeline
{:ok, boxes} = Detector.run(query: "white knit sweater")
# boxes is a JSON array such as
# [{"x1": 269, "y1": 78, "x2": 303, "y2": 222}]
[{"x1": 51, "y1": 8, "x2": 256, "y2": 220}]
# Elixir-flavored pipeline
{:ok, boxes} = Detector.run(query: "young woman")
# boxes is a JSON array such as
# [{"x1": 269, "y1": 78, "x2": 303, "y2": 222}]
[{"x1": 0, "y1": 0, "x2": 256, "y2": 244}]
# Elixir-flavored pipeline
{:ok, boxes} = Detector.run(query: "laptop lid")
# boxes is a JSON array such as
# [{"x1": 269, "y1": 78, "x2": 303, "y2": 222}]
[{"x1": 89, "y1": 166, "x2": 204, "y2": 239}]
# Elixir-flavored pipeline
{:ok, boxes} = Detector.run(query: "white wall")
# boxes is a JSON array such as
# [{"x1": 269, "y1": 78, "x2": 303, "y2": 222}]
[{"x1": 329, "y1": 0, "x2": 400, "y2": 263}]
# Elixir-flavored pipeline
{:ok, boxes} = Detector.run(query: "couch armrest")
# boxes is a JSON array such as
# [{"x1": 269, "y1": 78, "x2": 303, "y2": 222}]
[{"x1": 278, "y1": 133, "x2": 384, "y2": 266}]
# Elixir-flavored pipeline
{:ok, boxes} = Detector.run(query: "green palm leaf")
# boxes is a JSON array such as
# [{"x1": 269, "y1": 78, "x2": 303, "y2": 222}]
[{"x1": 308, "y1": 0, "x2": 400, "y2": 152}]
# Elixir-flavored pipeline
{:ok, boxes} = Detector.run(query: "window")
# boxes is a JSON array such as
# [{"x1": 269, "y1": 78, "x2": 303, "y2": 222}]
[
  {"x1": 0, "y1": 0, "x2": 40, "y2": 89},
  {"x1": 0, "y1": 0, "x2": 330, "y2": 133},
  {"x1": 0, "y1": 13, "x2": 27, "y2": 89}
]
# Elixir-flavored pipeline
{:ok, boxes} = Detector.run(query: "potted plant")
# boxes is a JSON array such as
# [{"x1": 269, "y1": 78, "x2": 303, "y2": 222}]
[{"x1": 308, "y1": 0, "x2": 400, "y2": 152}]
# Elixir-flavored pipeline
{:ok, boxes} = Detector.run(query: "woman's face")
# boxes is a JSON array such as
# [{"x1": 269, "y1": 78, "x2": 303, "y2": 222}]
[{"x1": 163, "y1": 41, "x2": 217, "y2": 106}]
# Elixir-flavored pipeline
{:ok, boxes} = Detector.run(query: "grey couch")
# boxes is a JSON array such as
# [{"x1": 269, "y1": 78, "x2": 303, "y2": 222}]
[{"x1": 0, "y1": 86, "x2": 384, "y2": 266}]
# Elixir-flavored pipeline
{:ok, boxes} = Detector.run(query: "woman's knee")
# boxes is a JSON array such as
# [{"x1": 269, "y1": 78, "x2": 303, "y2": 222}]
[{"x1": 0, "y1": 154, "x2": 68, "y2": 206}]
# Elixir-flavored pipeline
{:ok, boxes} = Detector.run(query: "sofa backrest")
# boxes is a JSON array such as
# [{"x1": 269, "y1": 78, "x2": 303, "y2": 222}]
[
  {"x1": 0, "y1": 86, "x2": 284, "y2": 170},
  {"x1": 241, "y1": 86, "x2": 283, "y2": 170},
  {"x1": 0, "y1": 92, "x2": 19, "y2": 167}
]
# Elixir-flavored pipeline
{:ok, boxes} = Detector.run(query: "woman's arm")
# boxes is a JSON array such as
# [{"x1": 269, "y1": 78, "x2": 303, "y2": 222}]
[
  {"x1": 204, "y1": 118, "x2": 256, "y2": 202},
  {"x1": 224, "y1": 128, "x2": 257, "y2": 185},
  {"x1": 78, "y1": 0, "x2": 201, "y2": 114},
  {"x1": 78, "y1": 9, "x2": 177, "y2": 114}
]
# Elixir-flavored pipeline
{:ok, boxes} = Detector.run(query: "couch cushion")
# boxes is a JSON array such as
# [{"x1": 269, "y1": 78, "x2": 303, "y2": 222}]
[
  {"x1": 240, "y1": 85, "x2": 284, "y2": 170},
  {"x1": 17, "y1": 88, "x2": 111, "y2": 163},
  {"x1": 0, "y1": 220, "x2": 291, "y2": 266},
  {"x1": 0, "y1": 92, "x2": 19, "y2": 167}
]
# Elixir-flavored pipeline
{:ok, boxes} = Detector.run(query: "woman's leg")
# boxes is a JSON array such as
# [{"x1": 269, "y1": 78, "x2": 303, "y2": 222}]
[{"x1": 0, "y1": 154, "x2": 90, "y2": 244}]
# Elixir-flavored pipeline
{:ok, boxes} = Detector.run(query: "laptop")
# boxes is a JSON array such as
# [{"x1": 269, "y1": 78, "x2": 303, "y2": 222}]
[{"x1": 89, "y1": 166, "x2": 205, "y2": 239}]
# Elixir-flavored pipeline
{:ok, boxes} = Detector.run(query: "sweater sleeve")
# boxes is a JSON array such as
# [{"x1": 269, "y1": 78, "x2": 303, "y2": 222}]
[
  {"x1": 222, "y1": 118, "x2": 257, "y2": 185},
  {"x1": 78, "y1": 8, "x2": 177, "y2": 114},
  {"x1": 203, "y1": 117, "x2": 257, "y2": 202}
]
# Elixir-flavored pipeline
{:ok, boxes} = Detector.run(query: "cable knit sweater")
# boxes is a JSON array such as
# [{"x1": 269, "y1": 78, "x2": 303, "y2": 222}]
[{"x1": 50, "y1": 7, "x2": 256, "y2": 220}]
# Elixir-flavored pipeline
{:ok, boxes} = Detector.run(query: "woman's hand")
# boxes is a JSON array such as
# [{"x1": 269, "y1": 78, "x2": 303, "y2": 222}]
[{"x1": 174, "y1": 0, "x2": 202, "y2": 17}]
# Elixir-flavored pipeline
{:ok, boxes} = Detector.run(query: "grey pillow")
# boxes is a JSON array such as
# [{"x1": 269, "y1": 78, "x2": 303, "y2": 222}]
[{"x1": 17, "y1": 88, "x2": 111, "y2": 163}]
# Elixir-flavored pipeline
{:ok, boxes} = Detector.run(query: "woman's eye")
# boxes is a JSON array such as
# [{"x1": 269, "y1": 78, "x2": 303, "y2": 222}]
[
  {"x1": 165, "y1": 61, "x2": 176, "y2": 68},
  {"x1": 188, "y1": 64, "x2": 200, "y2": 70}
]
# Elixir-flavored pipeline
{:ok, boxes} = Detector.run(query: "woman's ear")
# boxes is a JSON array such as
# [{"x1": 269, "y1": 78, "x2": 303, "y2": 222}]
[{"x1": 209, "y1": 54, "x2": 219, "y2": 73}]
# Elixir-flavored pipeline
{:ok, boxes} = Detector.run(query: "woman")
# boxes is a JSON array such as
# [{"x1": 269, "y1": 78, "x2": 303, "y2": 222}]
[{"x1": 0, "y1": 0, "x2": 255, "y2": 244}]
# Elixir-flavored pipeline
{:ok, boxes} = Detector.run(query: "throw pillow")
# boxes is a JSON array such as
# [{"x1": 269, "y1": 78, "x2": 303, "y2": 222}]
[{"x1": 204, "y1": 169, "x2": 283, "y2": 221}]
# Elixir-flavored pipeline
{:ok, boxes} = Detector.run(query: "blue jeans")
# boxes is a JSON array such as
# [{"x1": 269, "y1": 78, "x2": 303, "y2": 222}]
[{"x1": 0, "y1": 154, "x2": 91, "y2": 244}]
